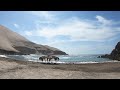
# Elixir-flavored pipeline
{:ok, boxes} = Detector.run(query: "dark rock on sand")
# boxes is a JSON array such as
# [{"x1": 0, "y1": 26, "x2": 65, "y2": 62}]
[{"x1": 0, "y1": 25, "x2": 68, "y2": 55}]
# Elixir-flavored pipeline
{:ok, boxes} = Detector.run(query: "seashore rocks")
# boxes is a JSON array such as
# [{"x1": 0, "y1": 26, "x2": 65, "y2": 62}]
[{"x1": 98, "y1": 42, "x2": 120, "y2": 61}]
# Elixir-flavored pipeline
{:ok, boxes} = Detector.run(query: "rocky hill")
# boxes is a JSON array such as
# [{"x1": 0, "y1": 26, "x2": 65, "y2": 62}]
[
  {"x1": 110, "y1": 42, "x2": 120, "y2": 60},
  {"x1": 98, "y1": 42, "x2": 120, "y2": 60},
  {"x1": 0, "y1": 25, "x2": 68, "y2": 55}
]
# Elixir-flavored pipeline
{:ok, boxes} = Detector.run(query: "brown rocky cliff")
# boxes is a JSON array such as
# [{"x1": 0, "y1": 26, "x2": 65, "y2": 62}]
[
  {"x1": 110, "y1": 42, "x2": 120, "y2": 60},
  {"x1": 99, "y1": 42, "x2": 120, "y2": 61},
  {"x1": 0, "y1": 25, "x2": 68, "y2": 55}
]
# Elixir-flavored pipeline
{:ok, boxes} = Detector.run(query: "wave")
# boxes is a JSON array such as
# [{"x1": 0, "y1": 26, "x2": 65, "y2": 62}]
[
  {"x1": 26, "y1": 59, "x2": 120, "y2": 64},
  {"x1": 0, "y1": 55, "x2": 7, "y2": 58},
  {"x1": 60, "y1": 57, "x2": 71, "y2": 59},
  {"x1": 4, "y1": 54, "x2": 117, "y2": 64},
  {"x1": 1, "y1": 54, "x2": 119, "y2": 64}
]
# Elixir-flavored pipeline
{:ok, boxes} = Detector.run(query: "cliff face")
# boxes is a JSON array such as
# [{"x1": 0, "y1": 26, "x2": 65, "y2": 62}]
[
  {"x1": 110, "y1": 42, "x2": 120, "y2": 60},
  {"x1": 0, "y1": 25, "x2": 68, "y2": 55},
  {"x1": 99, "y1": 42, "x2": 120, "y2": 60}
]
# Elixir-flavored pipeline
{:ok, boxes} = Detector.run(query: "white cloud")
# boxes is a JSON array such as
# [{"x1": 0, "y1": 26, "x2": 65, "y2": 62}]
[
  {"x1": 28, "y1": 11, "x2": 56, "y2": 24},
  {"x1": 96, "y1": 15, "x2": 112, "y2": 25},
  {"x1": 13, "y1": 23, "x2": 19, "y2": 28},
  {"x1": 21, "y1": 12, "x2": 120, "y2": 54},
  {"x1": 29, "y1": 17, "x2": 118, "y2": 41},
  {"x1": 24, "y1": 15, "x2": 120, "y2": 44},
  {"x1": 24, "y1": 31, "x2": 32, "y2": 36}
]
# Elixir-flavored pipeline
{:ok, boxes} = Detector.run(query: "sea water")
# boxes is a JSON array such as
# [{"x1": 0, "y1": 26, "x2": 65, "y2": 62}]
[{"x1": 6, "y1": 54, "x2": 113, "y2": 64}]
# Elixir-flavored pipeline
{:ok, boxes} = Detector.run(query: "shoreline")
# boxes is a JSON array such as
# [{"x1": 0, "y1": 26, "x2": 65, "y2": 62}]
[
  {"x1": 1, "y1": 57, "x2": 120, "y2": 79},
  {"x1": 4, "y1": 54, "x2": 117, "y2": 65},
  {"x1": 3, "y1": 54, "x2": 119, "y2": 65}
]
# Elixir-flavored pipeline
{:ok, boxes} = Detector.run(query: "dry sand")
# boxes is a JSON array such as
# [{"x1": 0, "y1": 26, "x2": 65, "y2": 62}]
[{"x1": 0, "y1": 57, "x2": 120, "y2": 79}]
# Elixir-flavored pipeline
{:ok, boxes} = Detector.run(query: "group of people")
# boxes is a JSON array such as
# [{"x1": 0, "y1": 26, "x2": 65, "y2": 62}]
[{"x1": 39, "y1": 55, "x2": 59, "y2": 62}]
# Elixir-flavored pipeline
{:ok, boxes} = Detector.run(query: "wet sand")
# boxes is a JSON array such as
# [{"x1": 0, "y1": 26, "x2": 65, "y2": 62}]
[{"x1": 0, "y1": 57, "x2": 120, "y2": 79}]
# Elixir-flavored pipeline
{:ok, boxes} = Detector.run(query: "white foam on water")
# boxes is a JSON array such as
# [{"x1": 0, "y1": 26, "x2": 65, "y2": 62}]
[
  {"x1": 60, "y1": 57, "x2": 70, "y2": 59},
  {"x1": 98, "y1": 60, "x2": 120, "y2": 63},
  {"x1": 27, "y1": 60, "x2": 99, "y2": 64},
  {"x1": 4, "y1": 55, "x2": 120, "y2": 65},
  {"x1": 0, "y1": 55, "x2": 7, "y2": 58}
]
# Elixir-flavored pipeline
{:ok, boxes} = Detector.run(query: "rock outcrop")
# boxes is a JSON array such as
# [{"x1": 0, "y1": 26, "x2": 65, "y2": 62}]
[
  {"x1": 98, "y1": 42, "x2": 120, "y2": 61},
  {"x1": 0, "y1": 25, "x2": 68, "y2": 55},
  {"x1": 97, "y1": 54, "x2": 111, "y2": 58},
  {"x1": 109, "y1": 42, "x2": 120, "y2": 60}
]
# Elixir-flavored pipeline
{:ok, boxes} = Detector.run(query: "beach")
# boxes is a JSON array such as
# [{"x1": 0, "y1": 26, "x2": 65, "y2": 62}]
[{"x1": 0, "y1": 57, "x2": 120, "y2": 79}]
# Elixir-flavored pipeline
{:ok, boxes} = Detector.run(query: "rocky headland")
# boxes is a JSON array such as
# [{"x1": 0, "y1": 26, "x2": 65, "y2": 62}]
[{"x1": 98, "y1": 42, "x2": 120, "y2": 61}]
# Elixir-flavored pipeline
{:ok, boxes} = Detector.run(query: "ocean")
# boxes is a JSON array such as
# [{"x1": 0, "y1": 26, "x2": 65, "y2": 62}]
[{"x1": 6, "y1": 54, "x2": 114, "y2": 64}]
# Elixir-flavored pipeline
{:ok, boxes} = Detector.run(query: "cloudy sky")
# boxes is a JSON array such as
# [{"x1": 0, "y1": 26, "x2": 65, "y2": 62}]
[{"x1": 0, "y1": 11, "x2": 120, "y2": 55}]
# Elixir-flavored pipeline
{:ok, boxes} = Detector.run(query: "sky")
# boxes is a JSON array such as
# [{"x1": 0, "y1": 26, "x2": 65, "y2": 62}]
[{"x1": 0, "y1": 11, "x2": 120, "y2": 55}]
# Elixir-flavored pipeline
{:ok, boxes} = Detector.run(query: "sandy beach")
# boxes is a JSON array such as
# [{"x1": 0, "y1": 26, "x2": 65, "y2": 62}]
[{"x1": 0, "y1": 57, "x2": 120, "y2": 79}]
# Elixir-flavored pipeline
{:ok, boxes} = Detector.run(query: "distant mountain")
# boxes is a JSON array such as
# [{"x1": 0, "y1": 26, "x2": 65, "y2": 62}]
[{"x1": 0, "y1": 25, "x2": 68, "y2": 55}]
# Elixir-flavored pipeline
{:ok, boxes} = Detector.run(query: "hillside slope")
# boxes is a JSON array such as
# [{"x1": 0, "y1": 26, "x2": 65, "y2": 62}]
[{"x1": 0, "y1": 25, "x2": 68, "y2": 55}]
